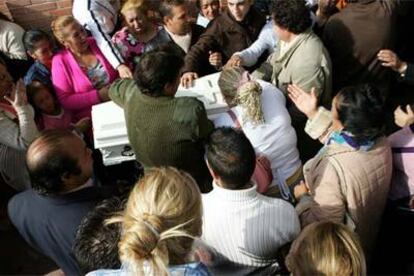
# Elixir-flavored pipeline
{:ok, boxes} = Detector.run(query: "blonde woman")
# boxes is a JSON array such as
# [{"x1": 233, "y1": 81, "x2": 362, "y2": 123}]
[
  {"x1": 112, "y1": 0, "x2": 160, "y2": 70},
  {"x1": 87, "y1": 167, "x2": 210, "y2": 276},
  {"x1": 214, "y1": 67, "x2": 302, "y2": 200},
  {"x1": 286, "y1": 221, "x2": 366, "y2": 276}
]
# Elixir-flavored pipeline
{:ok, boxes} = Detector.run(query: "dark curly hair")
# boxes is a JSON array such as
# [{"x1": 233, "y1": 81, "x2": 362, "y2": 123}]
[
  {"x1": 271, "y1": 0, "x2": 312, "y2": 34},
  {"x1": 335, "y1": 84, "x2": 386, "y2": 143}
]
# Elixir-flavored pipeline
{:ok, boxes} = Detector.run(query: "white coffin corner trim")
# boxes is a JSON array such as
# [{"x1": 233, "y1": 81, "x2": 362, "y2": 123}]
[{"x1": 92, "y1": 73, "x2": 228, "y2": 166}]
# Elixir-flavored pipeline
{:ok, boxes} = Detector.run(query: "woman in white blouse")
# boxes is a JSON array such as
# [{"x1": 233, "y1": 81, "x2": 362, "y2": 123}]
[{"x1": 214, "y1": 67, "x2": 302, "y2": 200}]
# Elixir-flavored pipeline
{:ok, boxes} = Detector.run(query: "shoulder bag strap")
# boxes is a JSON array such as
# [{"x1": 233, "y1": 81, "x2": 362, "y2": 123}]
[{"x1": 227, "y1": 109, "x2": 241, "y2": 129}]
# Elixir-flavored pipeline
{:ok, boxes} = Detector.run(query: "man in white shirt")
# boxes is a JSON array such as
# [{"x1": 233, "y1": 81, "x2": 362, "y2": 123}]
[{"x1": 202, "y1": 127, "x2": 300, "y2": 275}]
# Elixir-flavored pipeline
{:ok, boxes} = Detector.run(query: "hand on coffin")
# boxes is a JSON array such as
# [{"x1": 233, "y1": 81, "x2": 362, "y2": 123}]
[
  {"x1": 180, "y1": 72, "x2": 199, "y2": 88},
  {"x1": 225, "y1": 54, "x2": 243, "y2": 68}
]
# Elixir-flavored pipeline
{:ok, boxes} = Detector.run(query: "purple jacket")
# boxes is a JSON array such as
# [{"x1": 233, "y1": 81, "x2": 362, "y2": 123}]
[{"x1": 52, "y1": 37, "x2": 118, "y2": 120}]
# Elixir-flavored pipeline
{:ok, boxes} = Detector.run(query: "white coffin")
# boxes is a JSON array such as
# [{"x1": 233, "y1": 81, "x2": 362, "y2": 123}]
[{"x1": 92, "y1": 73, "x2": 228, "y2": 166}]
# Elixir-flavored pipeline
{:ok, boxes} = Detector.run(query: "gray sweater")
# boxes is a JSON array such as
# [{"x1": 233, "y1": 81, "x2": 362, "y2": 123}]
[{"x1": 0, "y1": 104, "x2": 39, "y2": 190}]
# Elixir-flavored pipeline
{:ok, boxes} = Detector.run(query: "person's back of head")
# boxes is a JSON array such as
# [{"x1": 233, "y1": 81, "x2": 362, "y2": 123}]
[
  {"x1": 27, "y1": 129, "x2": 93, "y2": 196},
  {"x1": 73, "y1": 196, "x2": 126, "y2": 274},
  {"x1": 271, "y1": 0, "x2": 312, "y2": 34},
  {"x1": 159, "y1": 0, "x2": 185, "y2": 18},
  {"x1": 286, "y1": 221, "x2": 366, "y2": 276},
  {"x1": 206, "y1": 127, "x2": 256, "y2": 190},
  {"x1": 219, "y1": 67, "x2": 264, "y2": 124},
  {"x1": 335, "y1": 83, "x2": 386, "y2": 143},
  {"x1": 134, "y1": 43, "x2": 184, "y2": 97},
  {"x1": 106, "y1": 167, "x2": 202, "y2": 275}
]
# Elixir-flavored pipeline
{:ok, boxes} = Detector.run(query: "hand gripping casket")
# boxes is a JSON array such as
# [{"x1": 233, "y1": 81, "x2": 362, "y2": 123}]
[{"x1": 92, "y1": 72, "x2": 228, "y2": 166}]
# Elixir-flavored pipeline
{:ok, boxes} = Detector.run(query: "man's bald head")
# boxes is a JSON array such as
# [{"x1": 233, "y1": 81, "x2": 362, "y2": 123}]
[{"x1": 27, "y1": 129, "x2": 91, "y2": 195}]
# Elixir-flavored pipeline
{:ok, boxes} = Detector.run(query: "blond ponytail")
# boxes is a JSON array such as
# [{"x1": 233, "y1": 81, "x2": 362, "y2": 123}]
[
  {"x1": 106, "y1": 167, "x2": 202, "y2": 275},
  {"x1": 219, "y1": 67, "x2": 265, "y2": 125}
]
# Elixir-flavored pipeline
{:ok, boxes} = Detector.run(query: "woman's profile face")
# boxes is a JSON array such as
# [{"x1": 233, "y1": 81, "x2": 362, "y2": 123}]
[
  {"x1": 0, "y1": 63, "x2": 14, "y2": 99},
  {"x1": 62, "y1": 22, "x2": 89, "y2": 54}
]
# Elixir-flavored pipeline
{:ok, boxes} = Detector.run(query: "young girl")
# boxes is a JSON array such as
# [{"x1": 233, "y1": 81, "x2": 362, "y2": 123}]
[
  {"x1": 23, "y1": 29, "x2": 54, "y2": 87},
  {"x1": 26, "y1": 80, "x2": 90, "y2": 133}
]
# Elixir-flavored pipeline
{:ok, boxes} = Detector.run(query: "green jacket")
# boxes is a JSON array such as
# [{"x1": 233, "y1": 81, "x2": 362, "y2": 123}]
[{"x1": 109, "y1": 79, "x2": 214, "y2": 191}]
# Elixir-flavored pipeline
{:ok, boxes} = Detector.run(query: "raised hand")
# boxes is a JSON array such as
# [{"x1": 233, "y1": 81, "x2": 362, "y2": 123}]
[
  {"x1": 287, "y1": 84, "x2": 319, "y2": 119},
  {"x1": 4, "y1": 80, "x2": 28, "y2": 108}
]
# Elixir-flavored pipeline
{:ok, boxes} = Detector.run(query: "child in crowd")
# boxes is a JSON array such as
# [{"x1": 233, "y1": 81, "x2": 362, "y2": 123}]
[
  {"x1": 26, "y1": 80, "x2": 90, "y2": 133},
  {"x1": 286, "y1": 221, "x2": 366, "y2": 276},
  {"x1": 23, "y1": 29, "x2": 54, "y2": 87}
]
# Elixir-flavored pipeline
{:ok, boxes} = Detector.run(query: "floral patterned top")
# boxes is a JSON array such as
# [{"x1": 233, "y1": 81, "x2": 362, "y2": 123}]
[
  {"x1": 112, "y1": 27, "x2": 145, "y2": 70},
  {"x1": 83, "y1": 60, "x2": 110, "y2": 90}
]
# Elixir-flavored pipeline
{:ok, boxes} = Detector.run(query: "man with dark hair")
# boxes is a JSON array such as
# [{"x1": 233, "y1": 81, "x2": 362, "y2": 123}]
[
  {"x1": 73, "y1": 196, "x2": 125, "y2": 274},
  {"x1": 8, "y1": 130, "x2": 113, "y2": 275},
  {"x1": 148, "y1": 0, "x2": 201, "y2": 53},
  {"x1": 109, "y1": 45, "x2": 213, "y2": 192},
  {"x1": 201, "y1": 127, "x2": 300, "y2": 275},
  {"x1": 253, "y1": 0, "x2": 332, "y2": 161},
  {"x1": 146, "y1": 0, "x2": 218, "y2": 75},
  {"x1": 181, "y1": 0, "x2": 266, "y2": 87}
]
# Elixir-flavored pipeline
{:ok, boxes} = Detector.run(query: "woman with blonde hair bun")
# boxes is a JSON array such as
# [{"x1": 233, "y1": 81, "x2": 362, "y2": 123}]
[
  {"x1": 215, "y1": 67, "x2": 302, "y2": 200},
  {"x1": 87, "y1": 167, "x2": 210, "y2": 276},
  {"x1": 286, "y1": 221, "x2": 366, "y2": 276}
]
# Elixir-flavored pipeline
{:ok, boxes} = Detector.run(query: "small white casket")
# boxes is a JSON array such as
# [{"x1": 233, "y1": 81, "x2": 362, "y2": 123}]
[{"x1": 92, "y1": 72, "x2": 228, "y2": 166}]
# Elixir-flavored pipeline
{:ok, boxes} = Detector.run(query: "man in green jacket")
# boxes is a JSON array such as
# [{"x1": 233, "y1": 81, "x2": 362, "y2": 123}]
[{"x1": 109, "y1": 45, "x2": 214, "y2": 192}]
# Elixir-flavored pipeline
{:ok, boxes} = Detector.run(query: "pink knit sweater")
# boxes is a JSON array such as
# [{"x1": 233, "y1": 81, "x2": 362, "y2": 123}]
[{"x1": 51, "y1": 37, "x2": 118, "y2": 120}]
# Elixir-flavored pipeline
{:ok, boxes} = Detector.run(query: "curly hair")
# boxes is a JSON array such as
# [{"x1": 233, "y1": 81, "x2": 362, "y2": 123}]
[{"x1": 271, "y1": 0, "x2": 312, "y2": 34}]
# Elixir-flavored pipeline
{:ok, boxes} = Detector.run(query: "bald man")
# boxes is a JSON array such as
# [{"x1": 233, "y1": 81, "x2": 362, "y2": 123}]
[{"x1": 8, "y1": 130, "x2": 113, "y2": 275}]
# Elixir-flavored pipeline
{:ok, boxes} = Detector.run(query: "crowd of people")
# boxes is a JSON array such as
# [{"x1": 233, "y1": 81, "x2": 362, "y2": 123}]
[{"x1": 1, "y1": 0, "x2": 414, "y2": 275}]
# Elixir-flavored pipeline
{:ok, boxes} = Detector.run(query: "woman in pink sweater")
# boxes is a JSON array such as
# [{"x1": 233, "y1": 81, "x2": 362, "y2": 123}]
[{"x1": 51, "y1": 15, "x2": 118, "y2": 120}]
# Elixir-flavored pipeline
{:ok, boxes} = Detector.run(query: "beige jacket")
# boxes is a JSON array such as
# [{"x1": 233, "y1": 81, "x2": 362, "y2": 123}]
[
  {"x1": 296, "y1": 108, "x2": 393, "y2": 257},
  {"x1": 253, "y1": 29, "x2": 332, "y2": 122}
]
